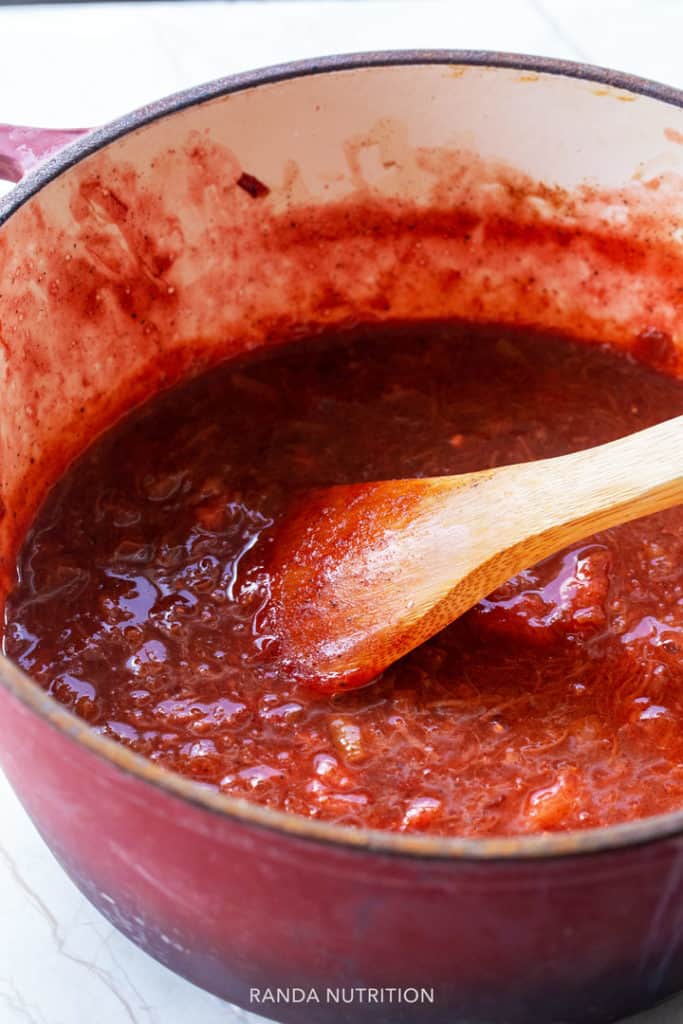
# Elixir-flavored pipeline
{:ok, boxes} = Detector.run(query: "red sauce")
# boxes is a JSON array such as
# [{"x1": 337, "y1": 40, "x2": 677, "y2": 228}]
[{"x1": 5, "y1": 323, "x2": 683, "y2": 836}]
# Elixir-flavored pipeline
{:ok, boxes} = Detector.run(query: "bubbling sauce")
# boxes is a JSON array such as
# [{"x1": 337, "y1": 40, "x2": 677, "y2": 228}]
[{"x1": 6, "y1": 323, "x2": 683, "y2": 836}]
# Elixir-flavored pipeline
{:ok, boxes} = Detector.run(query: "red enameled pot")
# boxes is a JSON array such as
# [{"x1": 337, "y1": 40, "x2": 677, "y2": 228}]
[{"x1": 4, "y1": 52, "x2": 683, "y2": 1024}]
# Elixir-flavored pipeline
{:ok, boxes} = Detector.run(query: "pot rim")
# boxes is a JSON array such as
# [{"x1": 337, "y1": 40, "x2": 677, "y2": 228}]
[{"x1": 3, "y1": 48, "x2": 683, "y2": 863}]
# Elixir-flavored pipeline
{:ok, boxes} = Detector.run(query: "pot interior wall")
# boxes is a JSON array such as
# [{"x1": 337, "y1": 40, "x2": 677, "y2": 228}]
[{"x1": 3, "y1": 62, "x2": 683, "y2": 604}]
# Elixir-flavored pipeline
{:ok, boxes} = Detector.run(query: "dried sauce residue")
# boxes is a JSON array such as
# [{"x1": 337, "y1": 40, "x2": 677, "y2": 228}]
[
  {"x1": 236, "y1": 172, "x2": 271, "y2": 199},
  {"x1": 665, "y1": 127, "x2": 683, "y2": 146},
  {"x1": 3, "y1": 128, "x2": 683, "y2": 601}
]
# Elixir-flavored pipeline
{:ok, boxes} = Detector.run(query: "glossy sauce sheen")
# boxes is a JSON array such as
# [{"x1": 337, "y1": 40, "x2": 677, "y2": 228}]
[{"x1": 6, "y1": 324, "x2": 683, "y2": 837}]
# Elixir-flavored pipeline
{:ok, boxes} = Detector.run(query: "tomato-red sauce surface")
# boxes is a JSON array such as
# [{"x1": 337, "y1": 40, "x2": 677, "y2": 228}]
[{"x1": 6, "y1": 323, "x2": 683, "y2": 836}]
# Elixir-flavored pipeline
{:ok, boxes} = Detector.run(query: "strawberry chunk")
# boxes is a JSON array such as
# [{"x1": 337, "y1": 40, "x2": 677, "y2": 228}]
[{"x1": 469, "y1": 545, "x2": 611, "y2": 646}]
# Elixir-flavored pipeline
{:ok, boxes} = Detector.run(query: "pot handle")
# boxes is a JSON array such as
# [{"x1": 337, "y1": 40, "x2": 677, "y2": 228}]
[{"x1": 0, "y1": 124, "x2": 89, "y2": 183}]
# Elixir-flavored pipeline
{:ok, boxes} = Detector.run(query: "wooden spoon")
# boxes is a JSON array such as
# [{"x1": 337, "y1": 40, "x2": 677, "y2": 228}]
[{"x1": 267, "y1": 415, "x2": 683, "y2": 693}]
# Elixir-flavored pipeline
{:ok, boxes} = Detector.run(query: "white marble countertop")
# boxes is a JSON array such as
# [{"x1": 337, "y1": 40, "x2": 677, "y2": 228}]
[{"x1": 3, "y1": 2, "x2": 683, "y2": 1021}]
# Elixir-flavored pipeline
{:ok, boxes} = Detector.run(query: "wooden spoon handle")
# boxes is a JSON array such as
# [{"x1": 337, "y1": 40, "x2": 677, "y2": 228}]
[
  {"x1": 383, "y1": 413, "x2": 683, "y2": 655},
  {"x1": 492, "y1": 413, "x2": 683, "y2": 555}
]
